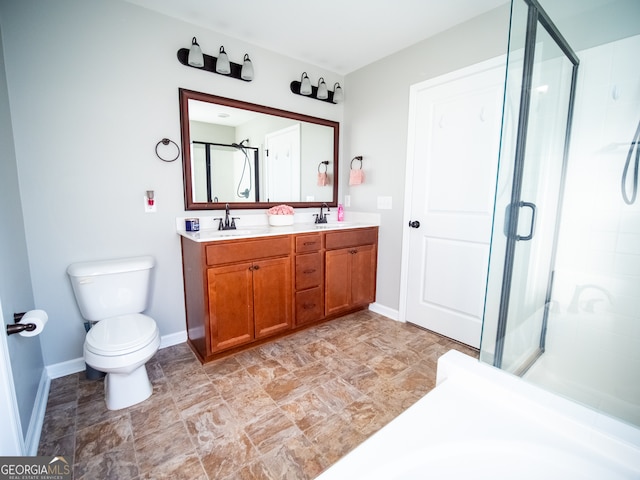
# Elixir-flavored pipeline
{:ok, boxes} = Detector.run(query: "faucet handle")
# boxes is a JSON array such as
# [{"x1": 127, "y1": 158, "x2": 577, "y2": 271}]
[
  {"x1": 231, "y1": 217, "x2": 240, "y2": 229},
  {"x1": 213, "y1": 217, "x2": 224, "y2": 230},
  {"x1": 313, "y1": 214, "x2": 319, "y2": 224}
]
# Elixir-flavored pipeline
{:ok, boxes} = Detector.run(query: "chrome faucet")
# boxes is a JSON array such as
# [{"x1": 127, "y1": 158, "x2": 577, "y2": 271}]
[
  {"x1": 314, "y1": 203, "x2": 330, "y2": 224},
  {"x1": 215, "y1": 203, "x2": 238, "y2": 230}
]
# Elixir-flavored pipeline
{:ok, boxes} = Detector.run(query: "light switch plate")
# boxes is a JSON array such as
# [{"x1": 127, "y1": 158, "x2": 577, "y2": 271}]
[
  {"x1": 344, "y1": 195, "x2": 351, "y2": 207},
  {"x1": 377, "y1": 196, "x2": 392, "y2": 209}
]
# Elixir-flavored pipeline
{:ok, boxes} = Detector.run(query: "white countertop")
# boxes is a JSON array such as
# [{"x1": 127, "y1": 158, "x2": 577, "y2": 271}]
[
  {"x1": 178, "y1": 221, "x2": 377, "y2": 243},
  {"x1": 177, "y1": 211, "x2": 380, "y2": 243}
]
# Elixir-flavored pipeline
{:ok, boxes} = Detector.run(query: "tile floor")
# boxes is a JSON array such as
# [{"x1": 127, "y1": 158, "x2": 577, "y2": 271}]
[{"x1": 38, "y1": 311, "x2": 478, "y2": 479}]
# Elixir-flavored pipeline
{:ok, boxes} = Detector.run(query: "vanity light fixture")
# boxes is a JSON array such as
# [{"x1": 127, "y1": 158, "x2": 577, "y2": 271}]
[
  {"x1": 215, "y1": 46, "x2": 231, "y2": 74},
  {"x1": 177, "y1": 38, "x2": 254, "y2": 82},
  {"x1": 241, "y1": 54, "x2": 254, "y2": 81},
  {"x1": 188, "y1": 37, "x2": 204, "y2": 67},
  {"x1": 300, "y1": 72, "x2": 312, "y2": 95},
  {"x1": 316, "y1": 78, "x2": 328, "y2": 100},
  {"x1": 290, "y1": 73, "x2": 343, "y2": 104},
  {"x1": 333, "y1": 83, "x2": 344, "y2": 103}
]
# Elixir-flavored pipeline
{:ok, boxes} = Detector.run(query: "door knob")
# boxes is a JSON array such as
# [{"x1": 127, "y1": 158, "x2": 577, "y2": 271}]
[{"x1": 408, "y1": 220, "x2": 420, "y2": 228}]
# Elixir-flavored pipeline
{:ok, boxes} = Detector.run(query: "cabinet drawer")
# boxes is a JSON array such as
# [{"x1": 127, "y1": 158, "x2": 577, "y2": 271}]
[
  {"x1": 295, "y1": 287, "x2": 323, "y2": 325},
  {"x1": 325, "y1": 228, "x2": 378, "y2": 250},
  {"x1": 206, "y1": 236, "x2": 290, "y2": 266},
  {"x1": 295, "y1": 253, "x2": 322, "y2": 290},
  {"x1": 295, "y1": 234, "x2": 322, "y2": 253}
]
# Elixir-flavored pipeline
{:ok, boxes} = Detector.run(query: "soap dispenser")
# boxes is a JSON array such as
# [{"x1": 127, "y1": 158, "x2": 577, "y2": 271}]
[{"x1": 337, "y1": 203, "x2": 344, "y2": 222}]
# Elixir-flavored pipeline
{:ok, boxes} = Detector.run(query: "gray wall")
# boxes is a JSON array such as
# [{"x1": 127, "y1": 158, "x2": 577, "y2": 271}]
[{"x1": 0, "y1": 25, "x2": 44, "y2": 439}]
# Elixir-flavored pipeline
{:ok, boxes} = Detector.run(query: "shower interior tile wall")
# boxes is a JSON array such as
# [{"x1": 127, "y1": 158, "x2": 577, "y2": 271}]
[{"x1": 541, "y1": 34, "x2": 640, "y2": 423}]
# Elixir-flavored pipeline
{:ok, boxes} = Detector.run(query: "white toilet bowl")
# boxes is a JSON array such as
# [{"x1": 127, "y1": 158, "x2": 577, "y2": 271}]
[
  {"x1": 67, "y1": 255, "x2": 160, "y2": 410},
  {"x1": 84, "y1": 314, "x2": 160, "y2": 410}
]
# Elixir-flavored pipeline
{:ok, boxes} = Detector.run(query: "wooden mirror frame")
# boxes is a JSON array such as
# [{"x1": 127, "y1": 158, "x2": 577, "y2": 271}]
[{"x1": 179, "y1": 88, "x2": 340, "y2": 210}]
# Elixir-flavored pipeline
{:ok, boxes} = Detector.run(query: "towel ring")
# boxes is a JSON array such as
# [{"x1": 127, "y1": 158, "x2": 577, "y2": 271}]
[
  {"x1": 350, "y1": 156, "x2": 363, "y2": 170},
  {"x1": 318, "y1": 160, "x2": 329, "y2": 173},
  {"x1": 155, "y1": 138, "x2": 180, "y2": 162}
]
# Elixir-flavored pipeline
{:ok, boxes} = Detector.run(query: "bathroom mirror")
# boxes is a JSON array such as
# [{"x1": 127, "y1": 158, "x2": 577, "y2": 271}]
[{"x1": 179, "y1": 89, "x2": 339, "y2": 210}]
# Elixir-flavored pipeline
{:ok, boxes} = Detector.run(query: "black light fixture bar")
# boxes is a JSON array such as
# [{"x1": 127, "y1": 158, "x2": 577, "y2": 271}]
[
  {"x1": 290, "y1": 81, "x2": 337, "y2": 103},
  {"x1": 177, "y1": 48, "x2": 251, "y2": 82}
]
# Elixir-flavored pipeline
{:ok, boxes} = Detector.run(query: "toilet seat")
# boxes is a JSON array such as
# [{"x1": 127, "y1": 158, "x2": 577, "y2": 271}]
[{"x1": 85, "y1": 314, "x2": 158, "y2": 356}]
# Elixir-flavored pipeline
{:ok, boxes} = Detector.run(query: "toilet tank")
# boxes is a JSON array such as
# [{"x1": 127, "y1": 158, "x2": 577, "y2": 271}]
[{"x1": 67, "y1": 256, "x2": 155, "y2": 321}]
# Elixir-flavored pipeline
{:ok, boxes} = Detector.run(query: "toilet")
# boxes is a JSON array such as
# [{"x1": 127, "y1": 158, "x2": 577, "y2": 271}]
[{"x1": 67, "y1": 255, "x2": 160, "y2": 410}]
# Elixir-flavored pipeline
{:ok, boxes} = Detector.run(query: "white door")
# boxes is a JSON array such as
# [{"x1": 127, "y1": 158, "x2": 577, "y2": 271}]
[
  {"x1": 264, "y1": 124, "x2": 301, "y2": 202},
  {"x1": 0, "y1": 303, "x2": 25, "y2": 455},
  {"x1": 400, "y1": 58, "x2": 505, "y2": 348}
]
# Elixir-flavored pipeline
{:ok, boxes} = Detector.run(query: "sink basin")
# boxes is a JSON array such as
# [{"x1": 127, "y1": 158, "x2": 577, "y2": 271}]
[
  {"x1": 315, "y1": 222, "x2": 356, "y2": 229},
  {"x1": 191, "y1": 229, "x2": 266, "y2": 240}
]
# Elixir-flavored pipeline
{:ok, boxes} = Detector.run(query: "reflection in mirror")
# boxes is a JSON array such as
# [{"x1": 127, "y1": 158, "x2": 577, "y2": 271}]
[
  {"x1": 191, "y1": 142, "x2": 259, "y2": 203},
  {"x1": 179, "y1": 89, "x2": 339, "y2": 210}
]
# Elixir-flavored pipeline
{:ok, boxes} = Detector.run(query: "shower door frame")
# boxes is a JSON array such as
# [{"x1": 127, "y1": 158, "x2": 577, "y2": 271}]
[{"x1": 492, "y1": 0, "x2": 579, "y2": 372}]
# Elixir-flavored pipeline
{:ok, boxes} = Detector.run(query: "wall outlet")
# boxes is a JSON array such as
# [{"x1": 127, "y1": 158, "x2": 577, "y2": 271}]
[
  {"x1": 377, "y1": 196, "x2": 392, "y2": 210},
  {"x1": 344, "y1": 195, "x2": 351, "y2": 207}
]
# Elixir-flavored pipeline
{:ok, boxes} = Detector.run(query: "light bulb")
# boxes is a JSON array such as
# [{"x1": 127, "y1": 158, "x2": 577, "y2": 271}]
[
  {"x1": 317, "y1": 78, "x2": 328, "y2": 100},
  {"x1": 188, "y1": 37, "x2": 204, "y2": 67},
  {"x1": 241, "y1": 54, "x2": 254, "y2": 80},
  {"x1": 300, "y1": 72, "x2": 312, "y2": 95},
  {"x1": 333, "y1": 83, "x2": 344, "y2": 103},
  {"x1": 216, "y1": 46, "x2": 231, "y2": 74}
]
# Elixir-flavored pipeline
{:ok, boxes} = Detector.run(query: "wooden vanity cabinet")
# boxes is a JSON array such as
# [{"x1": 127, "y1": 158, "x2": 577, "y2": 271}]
[
  {"x1": 181, "y1": 235, "x2": 292, "y2": 361},
  {"x1": 325, "y1": 228, "x2": 378, "y2": 316},
  {"x1": 181, "y1": 226, "x2": 378, "y2": 363}
]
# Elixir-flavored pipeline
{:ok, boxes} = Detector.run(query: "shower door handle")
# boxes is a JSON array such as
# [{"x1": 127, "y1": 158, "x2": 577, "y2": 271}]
[
  {"x1": 504, "y1": 201, "x2": 536, "y2": 241},
  {"x1": 516, "y1": 201, "x2": 536, "y2": 241}
]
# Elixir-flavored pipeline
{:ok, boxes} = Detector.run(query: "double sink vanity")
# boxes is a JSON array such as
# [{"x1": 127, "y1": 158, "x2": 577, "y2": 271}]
[
  {"x1": 179, "y1": 221, "x2": 379, "y2": 363},
  {"x1": 176, "y1": 88, "x2": 378, "y2": 363}
]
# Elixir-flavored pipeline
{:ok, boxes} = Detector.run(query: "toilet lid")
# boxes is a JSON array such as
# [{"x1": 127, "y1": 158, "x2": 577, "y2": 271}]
[{"x1": 85, "y1": 314, "x2": 158, "y2": 356}]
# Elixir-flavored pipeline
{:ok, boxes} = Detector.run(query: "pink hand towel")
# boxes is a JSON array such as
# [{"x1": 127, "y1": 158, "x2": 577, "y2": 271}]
[
  {"x1": 317, "y1": 172, "x2": 329, "y2": 186},
  {"x1": 349, "y1": 168, "x2": 365, "y2": 185}
]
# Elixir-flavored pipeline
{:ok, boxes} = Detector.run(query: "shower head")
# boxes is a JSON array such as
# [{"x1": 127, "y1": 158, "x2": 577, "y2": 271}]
[{"x1": 232, "y1": 138, "x2": 250, "y2": 149}]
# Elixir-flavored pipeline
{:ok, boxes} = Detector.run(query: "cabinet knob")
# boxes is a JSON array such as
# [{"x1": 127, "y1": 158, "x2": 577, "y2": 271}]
[
  {"x1": 303, "y1": 269, "x2": 316, "y2": 274},
  {"x1": 350, "y1": 249, "x2": 358, "y2": 254}
]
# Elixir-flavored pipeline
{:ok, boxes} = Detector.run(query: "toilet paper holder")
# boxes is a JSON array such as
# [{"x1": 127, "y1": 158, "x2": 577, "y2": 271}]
[{"x1": 6, "y1": 312, "x2": 36, "y2": 336}]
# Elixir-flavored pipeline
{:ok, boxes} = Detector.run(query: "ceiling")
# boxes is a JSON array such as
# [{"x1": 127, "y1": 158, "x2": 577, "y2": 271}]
[{"x1": 124, "y1": 0, "x2": 509, "y2": 75}]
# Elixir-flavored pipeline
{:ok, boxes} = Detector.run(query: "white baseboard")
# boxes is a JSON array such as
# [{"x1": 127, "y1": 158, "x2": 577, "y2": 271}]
[
  {"x1": 45, "y1": 330, "x2": 188, "y2": 379},
  {"x1": 369, "y1": 302, "x2": 400, "y2": 321},
  {"x1": 46, "y1": 357, "x2": 86, "y2": 379},
  {"x1": 25, "y1": 369, "x2": 50, "y2": 455},
  {"x1": 160, "y1": 330, "x2": 187, "y2": 349}
]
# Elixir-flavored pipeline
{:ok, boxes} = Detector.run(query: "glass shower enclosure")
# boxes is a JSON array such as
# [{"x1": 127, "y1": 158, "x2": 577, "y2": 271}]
[
  {"x1": 481, "y1": 0, "x2": 640, "y2": 428},
  {"x1": 481, "y1": 0, "x2": 579, "y2": 376}
]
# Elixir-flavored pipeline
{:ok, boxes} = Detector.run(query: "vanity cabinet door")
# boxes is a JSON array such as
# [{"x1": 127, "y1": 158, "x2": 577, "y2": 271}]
[
  {"x1": 207, "y1": 263, "x2": 254, "y2": 352},
  {"x1": 325, "y1": 244, "x2": 376, "y2": 316},
  {"x1": 350, "y1": 244, "x2": 377, "y2": 306},
  {"x1": 325, "y1": 248, "x2": 351, "y2": 315},
  {"x1": 253, "y1": 256, "x2": 292, "y2": 339}
]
